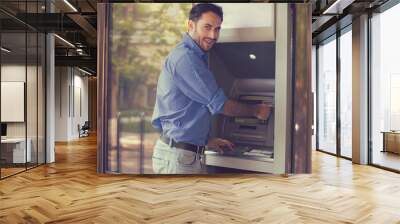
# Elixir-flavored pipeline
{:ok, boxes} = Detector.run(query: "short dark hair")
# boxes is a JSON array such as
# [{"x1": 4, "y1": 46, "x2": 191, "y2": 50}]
[{"x1": 189, "y1": 3, "x2": 223, "y2": 22}]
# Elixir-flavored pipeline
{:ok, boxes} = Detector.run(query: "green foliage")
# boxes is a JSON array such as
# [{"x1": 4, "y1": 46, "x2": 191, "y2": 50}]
[
  {"x1": 111, "y1": 3, "x2": 192, "y2": 84},
  {"x1": 120, "y1": 120, "x2": 157, "y2": 134},
  {"x1": 119, "y1": 115, "x2": 158, "y2": 134}
]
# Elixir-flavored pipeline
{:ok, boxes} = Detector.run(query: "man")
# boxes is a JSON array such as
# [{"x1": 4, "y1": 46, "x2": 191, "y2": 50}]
[{"x1": 151, "y1": 3, "x2": 272, "y2": 174}]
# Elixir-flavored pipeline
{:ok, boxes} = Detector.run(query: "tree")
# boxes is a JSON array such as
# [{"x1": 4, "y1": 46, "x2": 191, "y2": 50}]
[{"x1": 111, "y1": 3, "x2": 192, "y2": 112}]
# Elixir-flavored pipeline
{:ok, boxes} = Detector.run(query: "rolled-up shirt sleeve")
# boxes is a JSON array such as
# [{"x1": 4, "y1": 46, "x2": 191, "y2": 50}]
[
  {"x1": 207, "y1": 88, "x2": 227, "y2": 114},
  {"x1": 173, "y1": 52, "x2": 227, "y2": 115}
]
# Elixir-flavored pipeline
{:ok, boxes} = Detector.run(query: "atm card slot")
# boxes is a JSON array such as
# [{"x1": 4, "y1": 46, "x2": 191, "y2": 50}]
[
  {"x1": 231, "y1": 133, "x2": 266, "y2": 141},
  {"x1": 239, "y1": 125, "x2": 257, "y2": 130},
  {"x1": 234, "y1": 117, "x2": 267, "y2": 125}
]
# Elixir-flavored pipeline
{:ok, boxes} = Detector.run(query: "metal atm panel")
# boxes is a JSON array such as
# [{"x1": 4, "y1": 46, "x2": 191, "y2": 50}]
[
  {"x1": 203, "y1": 37, "x2": 279, "y2": 172},
  {"x1": 205, "y1": 79, "x2": 275, "y2": 172}
]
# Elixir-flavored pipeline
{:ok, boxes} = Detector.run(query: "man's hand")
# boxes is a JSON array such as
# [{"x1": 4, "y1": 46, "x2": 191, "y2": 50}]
[
  {"x1": 207, "y1": 138, "x2": 235, "y2": 154},
  {"x1": 254, "y1": 104, "x2": 272, "y2": 120},
  {"x1": 223, "y1": 100, "x2": 273, "y2": 120}
]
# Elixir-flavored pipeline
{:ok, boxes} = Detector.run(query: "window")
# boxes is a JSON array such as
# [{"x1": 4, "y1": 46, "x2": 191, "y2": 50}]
[
  {"x1": 317, "y1": 36, "x2": 337, "y2": 155},
  {"x1": 339, "y1": 29, "x2": 352, "y2": 158},
  {"x1": 0, "y1": 1, "x2": 47, "y2": 179},
  {"x1": 370, "y1": 2, "x2": 400, "y2": 171}
]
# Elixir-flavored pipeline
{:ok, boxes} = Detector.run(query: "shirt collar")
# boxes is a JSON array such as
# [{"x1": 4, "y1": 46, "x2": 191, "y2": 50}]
[{"x1": 183, "y1": 32, "x2": 206, "y2": 58}]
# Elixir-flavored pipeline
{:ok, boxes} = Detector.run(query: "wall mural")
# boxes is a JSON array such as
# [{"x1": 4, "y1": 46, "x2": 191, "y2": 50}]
[{"x1": 100, "y1": 3, "x2": 312, "y2": 174}]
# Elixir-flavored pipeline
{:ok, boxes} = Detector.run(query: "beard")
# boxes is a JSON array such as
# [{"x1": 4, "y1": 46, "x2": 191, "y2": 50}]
[{"x1": 191, "y1": 26, "x2": 216, "y2": 52}]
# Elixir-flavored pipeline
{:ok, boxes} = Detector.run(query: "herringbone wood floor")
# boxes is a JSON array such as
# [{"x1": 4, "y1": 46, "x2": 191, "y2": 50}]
[{"x1": 1, "y1": 135, "x2": 400, "y2": 224}]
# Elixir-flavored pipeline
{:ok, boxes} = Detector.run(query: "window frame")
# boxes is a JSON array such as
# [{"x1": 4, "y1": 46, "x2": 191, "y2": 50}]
[{"x1": 315, "y1": 24, "x2": 353, "y2": 161}]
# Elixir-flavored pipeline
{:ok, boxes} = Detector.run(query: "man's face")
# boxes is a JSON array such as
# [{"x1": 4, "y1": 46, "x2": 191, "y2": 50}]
[{"x1": 188, "y1": 11, "x2": 222, "y2": 52}]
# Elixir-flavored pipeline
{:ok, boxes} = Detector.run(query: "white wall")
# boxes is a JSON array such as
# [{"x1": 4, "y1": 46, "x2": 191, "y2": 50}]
[
  {"x1": 55, "y1": 66, "x2": 69, "y2": 141},
  {"x1": 1, "y1": 65, "x2": 26, "y2": 82},
  {"x1": 55, "y1": 67, "x2": 89, "y2": 141},
  {"x1": 1, "y1": 65, "x2": 26, "y2": 138},
  {"x1": 1, "y1": 65, "x2": 40, "y2": 138},
  {"x1": 70, "y1": 72, "x2": 89, "y2": 138},
  {"x1": 1, "y1": 64, "x2": 46, "y2": 163}
]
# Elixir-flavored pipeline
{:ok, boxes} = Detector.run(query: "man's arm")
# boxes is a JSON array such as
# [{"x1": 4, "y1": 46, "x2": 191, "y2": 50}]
[
  {"x1": 173, "y1": 52, "x2": 227, "y2": 115},
  {"x1": 222, "y1": 99, "x2": 272, "y2": 120}
]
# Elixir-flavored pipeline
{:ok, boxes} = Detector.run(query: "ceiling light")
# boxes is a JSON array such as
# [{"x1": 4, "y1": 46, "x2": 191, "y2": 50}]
[
  {"x1": 323, "y1": 0, "x2": 340, "y2": 14},
  {"x1": 249, "y1": 54, "x2": 256, "y2": 60},
  {"x1": 78, "y1": 67, "x2": 93, "y2": 76},
  {"x1": 322, "y1": 0, "x2": 354, "y2": 15},
  {"x1": 1, "y1": 47, "x2": 11, "y2": 53},
  {"x1": 54, "y1": 34, "x2": 75, "y2": 48},
  {"x1": 63, "y1": 0, "x2": 78, "y2": 12}
]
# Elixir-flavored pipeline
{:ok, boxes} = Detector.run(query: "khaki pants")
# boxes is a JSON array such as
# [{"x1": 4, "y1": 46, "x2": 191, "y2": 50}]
[{"x1": 152, "y1": 139, "x2": 206, "y2": 174}]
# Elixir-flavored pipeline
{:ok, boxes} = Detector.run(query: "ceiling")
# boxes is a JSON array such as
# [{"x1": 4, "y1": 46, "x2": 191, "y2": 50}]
[
  {"x1": 311, "y1": 0, "x2": 390, "y2": 43},
  {"x1": 0, "y1": 0, "x2": 97, "y2": 75},
  {"x1": 1, "y1": 0, "x2": 396, "y2": 74}
]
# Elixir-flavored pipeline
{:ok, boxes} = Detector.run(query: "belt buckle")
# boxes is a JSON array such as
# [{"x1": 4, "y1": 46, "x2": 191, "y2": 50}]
[
  {"x1": 196, "y1": 146, "x2": 205, "y2": 155},
  {"x1": 196, "y1": 146, "x2": 204, "y2": 161},
  {"x1": 199, "y1": 146, "x2": 206, "y2": 163}
]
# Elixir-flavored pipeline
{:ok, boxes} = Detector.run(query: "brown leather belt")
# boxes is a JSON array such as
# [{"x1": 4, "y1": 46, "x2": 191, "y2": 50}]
[{"x1": 160, "y1": 135, "x2": 205, "y2": 154}]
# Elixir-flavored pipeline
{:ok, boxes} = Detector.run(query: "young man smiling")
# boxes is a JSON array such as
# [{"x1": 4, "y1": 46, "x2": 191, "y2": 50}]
[{"x1": 151, "y1": 3, "x2": 272, "y2": 174}]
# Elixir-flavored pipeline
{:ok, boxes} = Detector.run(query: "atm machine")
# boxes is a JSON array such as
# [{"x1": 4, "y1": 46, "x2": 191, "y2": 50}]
[
  {"x1": 206, "y1": 44, "x2": 277, "y2": 173},
  {"x1": 204, "y1": 4, "x2": 295, "y2": 174}
]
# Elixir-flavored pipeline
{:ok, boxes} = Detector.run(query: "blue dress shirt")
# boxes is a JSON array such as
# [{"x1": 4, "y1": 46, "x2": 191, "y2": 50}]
[{"x1": 151, "y1": 33, "x2": 228, "y2": 146}]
